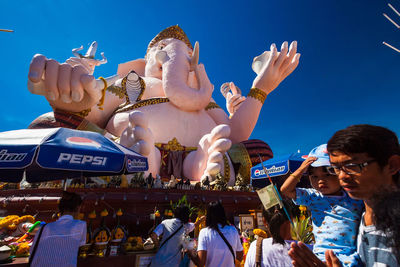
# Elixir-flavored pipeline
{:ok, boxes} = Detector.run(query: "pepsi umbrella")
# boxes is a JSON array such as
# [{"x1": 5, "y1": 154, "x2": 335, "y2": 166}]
[
  {"x1": 250, "y1": 153, "x2": 307, "y2": 189},
  {"x1": 0, "y1": 127, "x2": 148, "y2": 183}
]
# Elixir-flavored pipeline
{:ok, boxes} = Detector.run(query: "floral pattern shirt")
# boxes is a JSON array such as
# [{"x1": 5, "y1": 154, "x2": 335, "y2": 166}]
[{"x1": 294, "y1": 188, "x2": 364, "y2": 266}]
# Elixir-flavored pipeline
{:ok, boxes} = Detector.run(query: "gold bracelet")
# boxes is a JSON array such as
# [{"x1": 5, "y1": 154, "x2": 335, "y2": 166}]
[
  {"x1": 289, "y1": 173, "x2": 301, "y2": 183},
  {"x1": 247, "y1": 88, "x2": 267, "y2": 104},
  {"x1": 97, "y1": 77, "x2": 108, "y2": 110}
]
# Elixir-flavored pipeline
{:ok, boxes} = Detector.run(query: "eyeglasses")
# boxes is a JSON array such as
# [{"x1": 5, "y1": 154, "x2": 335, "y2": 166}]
[{"x1": 330, "y1": 160, "x2": 376, "y2": 175}]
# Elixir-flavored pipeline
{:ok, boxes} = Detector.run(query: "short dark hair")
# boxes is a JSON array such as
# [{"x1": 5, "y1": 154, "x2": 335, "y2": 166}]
[
  {"x1": 206, "y1": 201, "x2": 228, "y2": 230},
  {"x1": 262, "y1": 200, "x2": 294, "y2": 245},
  {"x1": 59, "y1": 191, "x2": 82, "y2": 214},
  {"x1": 327, "y1": 124, "x2": 400, "y2": 182},
  {"x1": 371, "y1": 188, "x2": 400, "y2": 262},
  {"x1": 174, "y1": 205, "x2": 190, "y2": 224}
]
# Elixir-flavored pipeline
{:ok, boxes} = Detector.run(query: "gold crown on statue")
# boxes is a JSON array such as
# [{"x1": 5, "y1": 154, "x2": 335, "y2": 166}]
[{"x1": 146, "y1": 25, "x2": 193, "y2": 56}]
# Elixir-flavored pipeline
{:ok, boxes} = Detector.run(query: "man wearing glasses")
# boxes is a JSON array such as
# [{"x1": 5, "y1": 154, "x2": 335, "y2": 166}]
[{"x1": 289, "y1": 124, "x2": 400, "y2": 267}]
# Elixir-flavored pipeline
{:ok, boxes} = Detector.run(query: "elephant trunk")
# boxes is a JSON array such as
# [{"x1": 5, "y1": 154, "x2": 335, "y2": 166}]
[{"x1": 161, "y1": 46, "x2": 212, "y2": 112}]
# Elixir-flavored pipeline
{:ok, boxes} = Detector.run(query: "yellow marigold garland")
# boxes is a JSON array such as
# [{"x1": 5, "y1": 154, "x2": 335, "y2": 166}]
[{"x1": 253, "y1": 228, "x2": 268, "y2": 238}]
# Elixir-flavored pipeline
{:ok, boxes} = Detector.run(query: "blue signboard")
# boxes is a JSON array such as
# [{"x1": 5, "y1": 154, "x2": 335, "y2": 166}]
[{"x1": 251, "y1": 154, "x2": 305, "y2": 179}]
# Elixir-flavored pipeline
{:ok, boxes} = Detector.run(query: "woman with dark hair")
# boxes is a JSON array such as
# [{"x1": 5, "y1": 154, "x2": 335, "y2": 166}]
[
  {"x1": 150, "y1": 205, "x2": 205, "y2": 267},
  {"x1": 29, "y1": 191, "x2": 86, "y2": 267},
  {"x1": 244, "y1": 204, "x2": 293, "y2": 267},
  {"x1": 188, "y1": 201, "x2": 243, "y2": 267}
]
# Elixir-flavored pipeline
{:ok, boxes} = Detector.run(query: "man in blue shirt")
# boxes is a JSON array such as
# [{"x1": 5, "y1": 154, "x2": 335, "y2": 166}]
[
  {"x1": 29, "y1": 191, "x2": 86, "y2": 267},
  {"x1": 288, "y1": 124, "x2": 400, "y2": 267}
]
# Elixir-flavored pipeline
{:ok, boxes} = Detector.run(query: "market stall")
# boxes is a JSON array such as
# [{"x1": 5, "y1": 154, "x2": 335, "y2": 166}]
[
  {"x1": 0, "y1": 187, "x2": 262, "y2": 266},
  {"x1": 0, "y1": 127, "x2": 268, "y2": 266}
]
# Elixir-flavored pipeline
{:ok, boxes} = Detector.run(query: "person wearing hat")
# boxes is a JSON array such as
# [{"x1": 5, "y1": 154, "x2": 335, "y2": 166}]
[{"x1": 281, "y1": 144, "x2": 364, "y2": 267}]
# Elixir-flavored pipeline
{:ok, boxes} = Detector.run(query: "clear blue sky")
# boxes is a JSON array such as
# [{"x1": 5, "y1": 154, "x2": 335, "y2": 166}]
[{"x1": 1, "y1": 0, "x2": 399, "y2": 156}]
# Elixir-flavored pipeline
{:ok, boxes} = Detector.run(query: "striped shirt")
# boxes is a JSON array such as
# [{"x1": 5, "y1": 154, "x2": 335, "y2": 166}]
[
  {"x1": 357, "y1": 213, "x2": 399, "y2": 267},
  {"x1": 30, "y1": 215, "x2": 86, "y2": 267}
]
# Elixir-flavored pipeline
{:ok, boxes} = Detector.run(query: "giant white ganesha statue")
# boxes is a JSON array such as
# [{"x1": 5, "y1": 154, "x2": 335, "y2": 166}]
[{"x1": 27, "y1": 25, "x2": 300, "y2": 185}]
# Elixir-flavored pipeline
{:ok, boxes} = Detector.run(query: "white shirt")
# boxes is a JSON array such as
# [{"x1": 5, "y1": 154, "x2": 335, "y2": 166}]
[
  {"x1": 153, "y1": 218, "x2": 195, "y2": 237},
  {"x1": 30, "y1": 215, "x2": 86, "y2": 267},
  {"x1": 150, "y1": 218, "x2": 195, "y2": 267},
  {"x1": 197, "y1": 225, "x2": 243, "y2": 267},
  {"x1": 244, "y1": 238, "x2": 293, "y2": 267}
]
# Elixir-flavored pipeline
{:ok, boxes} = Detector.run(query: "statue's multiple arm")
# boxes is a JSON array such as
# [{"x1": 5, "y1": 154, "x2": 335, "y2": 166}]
[
  {"x1": 207, "y1": 41, "x2": 300, "y2": 143},
  {"x1": 28, "y1": 54, "x2": 125, "y2": 129},
  {"x1": 28, "y1": 41, "x2": 300, "y2": 142}
]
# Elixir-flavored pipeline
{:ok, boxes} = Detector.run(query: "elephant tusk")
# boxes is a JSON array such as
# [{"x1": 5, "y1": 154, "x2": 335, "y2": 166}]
[
  {"x1": 155, "y1": 50, "x2": 170, "y2": 64},
  {"x1": 190, "y1": 41, "x2": 199, "y2": 72}
]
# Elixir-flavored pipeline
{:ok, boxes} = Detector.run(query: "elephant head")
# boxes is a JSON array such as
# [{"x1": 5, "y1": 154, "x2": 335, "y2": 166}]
[{"x1": 117, "y1": 25, "x2": 213, "y2": 112}]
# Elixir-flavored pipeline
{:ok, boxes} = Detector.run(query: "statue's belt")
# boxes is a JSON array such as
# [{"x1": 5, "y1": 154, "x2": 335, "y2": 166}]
[
  {"x1": 114, "y1": 97, "x2": 222, "y2": 114},
  {"x1": 114, "y1": 98, "x2": 170, "y2": 114}
]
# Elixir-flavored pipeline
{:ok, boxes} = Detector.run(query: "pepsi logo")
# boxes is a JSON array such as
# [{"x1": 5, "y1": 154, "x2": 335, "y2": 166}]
[
  {"x1": 66, "y1": 137, "x2": 101, "y2": 148},
  {"x1": 253, "y1": 165, "x2": 285, "y2": 177},
  {"x1": 127, "y1": 158, "x2": 147, "y2": 169}
]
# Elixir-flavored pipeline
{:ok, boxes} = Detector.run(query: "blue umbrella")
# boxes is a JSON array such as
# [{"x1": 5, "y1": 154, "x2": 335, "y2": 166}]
[
  {"x1": 0, "y1": 127, "x2": 148, "y2": 183},
  {"x1": 250, "y1": 153, "x2": 306, "y2": 188}
]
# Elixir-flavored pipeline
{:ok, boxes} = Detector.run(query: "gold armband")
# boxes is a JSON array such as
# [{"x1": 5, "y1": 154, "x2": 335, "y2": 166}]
[
  {"x1": 205, "y1": 102, "x2": 222, "y2": 111},
  {"x1": 247, "y1": 88, "x2": 267, "y2": 104},
  {"x1": 97, "y1": 77, "x2": 107, "y2": 110}
]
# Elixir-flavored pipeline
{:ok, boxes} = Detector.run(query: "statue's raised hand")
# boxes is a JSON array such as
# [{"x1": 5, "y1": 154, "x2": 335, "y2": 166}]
[
  {"x1": 28, "y1": 54, "x2": 103, "y2": 112},
  {"x1": 252, "y1": 41, "x2": 300, "y2": 95}
]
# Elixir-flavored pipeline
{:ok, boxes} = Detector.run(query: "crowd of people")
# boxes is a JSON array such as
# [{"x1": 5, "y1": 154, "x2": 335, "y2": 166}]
[
  {"x1": 148, "y1": 124, "x2": 399, "y2": 267},
  {"x1": 27, "y1": 124, "x2": 400, "y2": 267}
]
